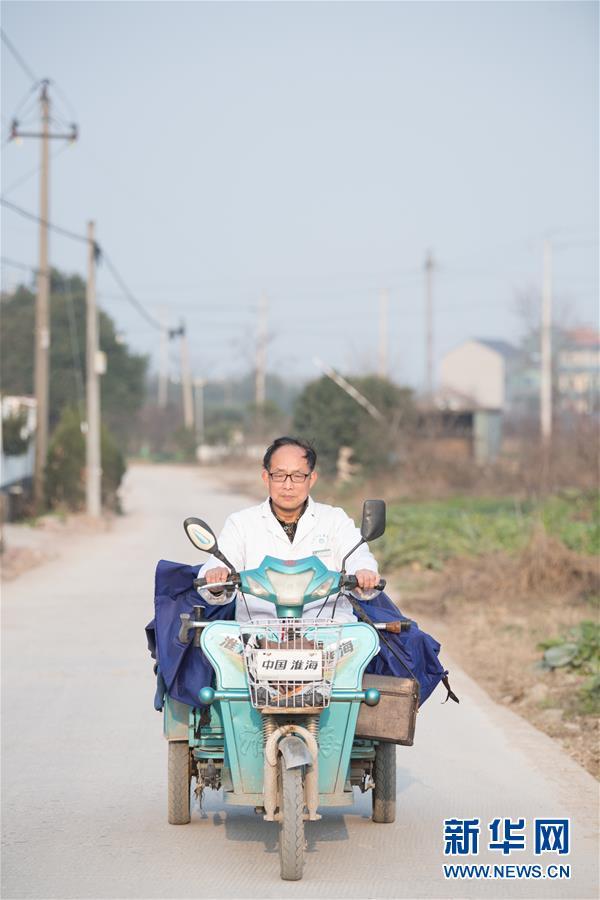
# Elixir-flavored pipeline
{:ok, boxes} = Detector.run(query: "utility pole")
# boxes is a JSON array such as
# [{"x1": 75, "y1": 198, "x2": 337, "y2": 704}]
[
  {"x1": 85, "y1": 222, "x2": 101, "y2": 517},
  {"x1": 158, "y1": 307, "x2": 169, "y2": 408},
  {"x1": 10, "y1": 81, "x2": 78, "y2": 509},
  {"x1": 179, "y1": 324, "x2": 194, "y2": 430},
  {"x1": 194, "y1": 377, "x2": 206, "y2": 445},
  {"x1": 255, "y1": 292, "x2": 268, "y2": 407},
  {"x1": 424, "y1": 250, "x2": 435, "y2": 400},
  {"x1": 35, "y1": 83, "x2": 50, "y2": 509},
  {"x1": 379, "y1": 288, "x2": 389, "y2": 379},
  {"x1": 540, "y1": 239, "x2": 553, "y2": 443}
]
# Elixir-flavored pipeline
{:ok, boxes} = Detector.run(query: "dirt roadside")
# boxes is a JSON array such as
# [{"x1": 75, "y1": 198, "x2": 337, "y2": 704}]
[
  {"x1": 0, "y1": 512, "x2": 115, "y2": 581},
  {"x1": 391, "y1": 557, "x2": 599, "y2": 779}
]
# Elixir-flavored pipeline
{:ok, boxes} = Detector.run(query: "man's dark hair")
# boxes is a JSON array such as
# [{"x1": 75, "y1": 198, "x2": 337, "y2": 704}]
[{"x1": 263, "y1": 436, "x2": 317, "y2": 472}]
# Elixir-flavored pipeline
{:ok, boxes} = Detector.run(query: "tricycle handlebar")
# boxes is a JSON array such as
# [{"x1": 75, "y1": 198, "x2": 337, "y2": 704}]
[
  {"x1": 193, "y1": 574, "x2": 240, "y2": 591},
  {"x1": 341, "y1": 575, "x2": 386, "y2": 592}
]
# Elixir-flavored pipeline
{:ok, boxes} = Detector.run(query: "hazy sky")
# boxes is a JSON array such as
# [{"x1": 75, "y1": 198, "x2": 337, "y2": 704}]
[{"x1": 1, "y1": 1, "x2": 598, "y2": 389}]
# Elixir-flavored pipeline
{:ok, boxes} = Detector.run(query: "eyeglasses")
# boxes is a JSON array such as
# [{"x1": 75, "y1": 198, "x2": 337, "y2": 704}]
[{"x1": 268, "y1": 471, "x2": 311, "y2": 483}]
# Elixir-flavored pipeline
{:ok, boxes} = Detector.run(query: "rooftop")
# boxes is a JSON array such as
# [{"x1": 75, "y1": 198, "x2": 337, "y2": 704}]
[
  {"x1": 564, "y1": 327, "x2": 600, "y2": 347},
  {"x1": 473, "y1": 338, "x2": 520, "y2": 359}
]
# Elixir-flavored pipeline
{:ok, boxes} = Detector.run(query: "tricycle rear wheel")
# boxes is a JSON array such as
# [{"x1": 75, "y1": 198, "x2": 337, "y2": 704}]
[
  {"x1": 168, "y1": 741, "x2": 191, "y2": 825},
  {"x1": 372, "y1": 741, "x2": 396, "y2": 823},
  {"x1": 278, "y1": 760, "x2": 305, "y2": 880}
]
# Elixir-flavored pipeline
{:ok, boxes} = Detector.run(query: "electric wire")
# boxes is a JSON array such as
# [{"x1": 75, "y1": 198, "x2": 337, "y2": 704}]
[
  {"x1": 49, "y1": 111, "x2": 72, "y2": 131},
  {"x1": 10, "y1": 99, "x2": 39, "y2": 127},
  {"x1": 0, "y1": 28, "x2": 38, "y2": 84},
  {"x1": 3, "y1": 79, "x2": 77, "y2": 148},
  {"x1": 100, "y1": 252, "x2": 163, "y2": 331},
  {"x1": 0, "y1": 197, "x2": 89, "y2": 244},
  {"x1": 8, "y1": 81, "x2": 40, "y2": 120},
  {"x1": 1, "y1": 200, "x2": 594, "y2": 358},
  {"x1": 1, "y1": 256, "x2": 41, "y2": 274},
  {"x1": 1, "y1": 142, "x2": 71, "y2": 198},
  {"x1": 48, "y1": 79, "x2": 79, "y2": 123},
  {"x1": 1, "y1": 201, "x2": 163, "y2": 332}
]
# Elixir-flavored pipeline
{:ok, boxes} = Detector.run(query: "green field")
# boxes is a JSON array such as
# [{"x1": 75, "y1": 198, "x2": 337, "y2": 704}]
[{"x1": 376, "y1": 491, "x2": 600, "y2": 571}]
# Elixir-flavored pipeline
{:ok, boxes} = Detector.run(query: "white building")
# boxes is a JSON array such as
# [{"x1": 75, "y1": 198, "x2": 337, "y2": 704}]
[{"x1": 439, "y1": 339, "x2": 519, "y2": 411}]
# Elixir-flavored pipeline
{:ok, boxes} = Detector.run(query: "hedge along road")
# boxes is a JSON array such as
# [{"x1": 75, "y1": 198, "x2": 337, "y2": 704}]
[{"x1": 1, "y1": 464, "x2": 598, "y2": 900}]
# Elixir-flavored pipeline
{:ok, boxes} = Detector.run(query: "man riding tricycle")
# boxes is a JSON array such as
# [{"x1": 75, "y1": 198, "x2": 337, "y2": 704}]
[{"x1": 146, "y1": 437, "x2": 455, "y2": 881}]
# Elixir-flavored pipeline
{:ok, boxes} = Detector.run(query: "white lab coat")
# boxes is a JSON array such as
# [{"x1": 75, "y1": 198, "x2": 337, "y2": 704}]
[{"x1": 199, "y1": 495, "x2": 379, "y2": 622}]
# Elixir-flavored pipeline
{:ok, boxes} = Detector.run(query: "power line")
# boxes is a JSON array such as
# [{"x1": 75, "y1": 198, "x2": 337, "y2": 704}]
[
  {"x1": 1, "y1": 255, "x2": 40, "y2": 274},
  {"x1": 1, "y1": 142, "x2": 71, "y2": 198},
  {"x1": 0, "y1": 28, "x2": 38, "y2": 84},
  {"x1": 10, "y1": 81, "x2": 41, "y2": 120},
  {"x1": 0, "y1": 196, "x2": 88, "y2": 244},
  {"x1": 1, "y1": 253, "x2": 167, "y2": 344},
  {"x1": 100, "y1": 252, "x2": 163, "y2": 331},
  {"x1": 1, "y1": 201, "x2": 163, "y2": 331},
  {"x1": 48, "y1": 79, "x2": 79, "y2": 123}
]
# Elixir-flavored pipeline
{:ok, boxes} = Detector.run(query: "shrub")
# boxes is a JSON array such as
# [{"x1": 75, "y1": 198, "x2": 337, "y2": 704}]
[
  {"x1": 1, "y1": 409, "x2": 31, "y2": 456},
  {"x1": 293, "y1": 375, "x2": 415, "y2": 475},
  {"x1": 45, "y1": 407, "x2": 126, "y2": 511}
]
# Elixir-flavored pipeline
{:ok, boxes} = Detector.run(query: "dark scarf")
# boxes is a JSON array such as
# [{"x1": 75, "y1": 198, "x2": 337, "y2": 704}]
[{"x1": 270, "y1": 498, "x2": 308, "y2": 543}]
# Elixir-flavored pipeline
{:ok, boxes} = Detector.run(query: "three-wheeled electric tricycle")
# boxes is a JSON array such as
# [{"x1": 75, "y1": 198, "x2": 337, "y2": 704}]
[{"x1": 161, "y1": 500, "x2": 419, "y2": 881}]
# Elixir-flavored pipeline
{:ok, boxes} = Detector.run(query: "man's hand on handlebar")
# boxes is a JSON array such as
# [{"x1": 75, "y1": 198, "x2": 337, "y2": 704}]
[
  {"x1": 341, "y1": 571, "x2": 386, "y2": 595},
  {"x1": 354, "y1": 569, "x2": 379, "y2": 590},
  {"x1": 205, "y1": 566, "x2": 231, "y2": 593}
]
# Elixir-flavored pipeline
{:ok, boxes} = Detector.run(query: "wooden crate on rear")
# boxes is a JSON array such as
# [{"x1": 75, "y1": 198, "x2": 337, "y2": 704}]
[{"x1": 355, "y1": 674, "x2": 419, "y2": 745}]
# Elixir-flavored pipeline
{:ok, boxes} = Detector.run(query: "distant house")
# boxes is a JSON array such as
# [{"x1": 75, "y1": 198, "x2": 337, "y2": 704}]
[
  {"x1": 430, "y1": 340, "x2": 511, "y2": 464},
  {"x1": 439, "y1": 338, "x2": 521, "y2": 411},
  {"x1": 440, "y1": 330, "x2": 600, "y2": 421},
  {"x1": 557, "y1": 328, "x2": 600, "y2": 415}
]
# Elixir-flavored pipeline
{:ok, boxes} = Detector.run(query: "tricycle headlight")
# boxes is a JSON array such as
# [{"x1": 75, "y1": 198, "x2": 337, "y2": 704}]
[
  {"x1": 311, "y1": 576, "x2": 335, "y2": 599},
  {"x1": 245, "y1": 575, "x2": 270, "y2": 599}
]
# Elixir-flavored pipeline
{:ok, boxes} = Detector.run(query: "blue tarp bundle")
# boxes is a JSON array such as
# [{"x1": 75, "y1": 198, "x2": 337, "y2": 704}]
[{"x1": 146, "y1": 559, "x2": 448, "y2": 710}]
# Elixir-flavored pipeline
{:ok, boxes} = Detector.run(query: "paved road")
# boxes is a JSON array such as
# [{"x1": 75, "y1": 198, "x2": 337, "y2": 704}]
[{"x1": 2, "y1": 464, "x2": 598, "y2": 899}]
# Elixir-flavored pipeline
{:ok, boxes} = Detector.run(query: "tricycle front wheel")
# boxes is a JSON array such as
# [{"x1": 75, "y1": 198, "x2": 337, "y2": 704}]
[
  {"x1": 278, "y1": 760, "x2": 305, "y2": 880},
  {"x1": 168, "y1": 741, "x2": 191, "y2": 825},
  {"x1": 372, "y1": 741, "x2": 396, "y2": 823}
]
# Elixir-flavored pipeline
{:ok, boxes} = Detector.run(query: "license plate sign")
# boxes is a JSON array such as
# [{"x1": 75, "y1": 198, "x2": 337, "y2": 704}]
[{"x1": 255, "y1": 649, "x2": 322, "y2": 681}]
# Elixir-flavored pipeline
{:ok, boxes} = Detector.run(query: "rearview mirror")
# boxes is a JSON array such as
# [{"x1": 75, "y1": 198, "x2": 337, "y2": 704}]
[
  {"x1": 360, "y1": 500, "x2": 386, "y2": 542},
  {"x1": 183, "y1": 518, "x2": 218, "y2": 553},
  {"x1": 340, "y1": 498, "x2": 387, "y2": 573},
  {"x1": 183, "y1": 517, "x2": 236, "y2": 572}
]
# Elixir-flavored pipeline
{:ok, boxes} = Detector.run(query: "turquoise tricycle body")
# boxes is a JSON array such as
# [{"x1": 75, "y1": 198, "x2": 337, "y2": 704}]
[{"x1": 164, "y1": 615, "x2": 380, "y2": 806}]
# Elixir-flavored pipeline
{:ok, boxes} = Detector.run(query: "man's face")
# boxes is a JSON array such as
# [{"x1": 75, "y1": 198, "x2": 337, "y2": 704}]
[{"x1": 261, "y1": 445, "x2": 317, "y2": 513}]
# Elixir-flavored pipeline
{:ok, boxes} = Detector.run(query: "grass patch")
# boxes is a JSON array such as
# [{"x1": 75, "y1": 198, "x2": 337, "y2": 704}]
[
  {"x1": 541, "y1": 492, "x2": 600, "y2": 556},
  {"x1": 378, "y1": 492, "x2": 599, "y2": 570}
]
